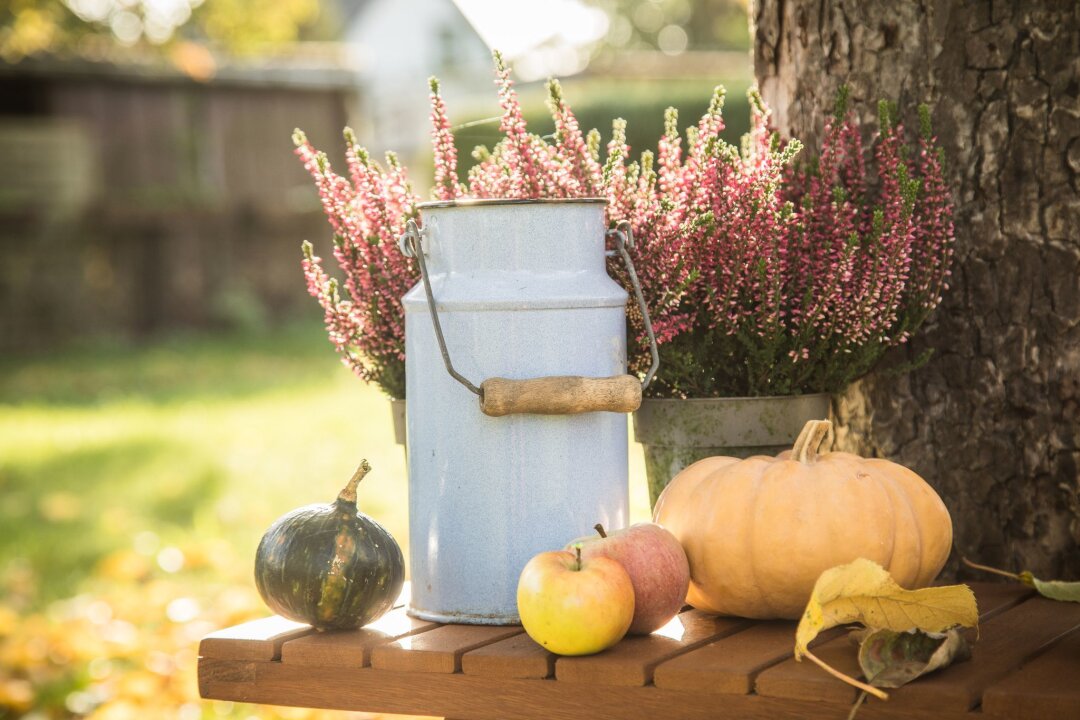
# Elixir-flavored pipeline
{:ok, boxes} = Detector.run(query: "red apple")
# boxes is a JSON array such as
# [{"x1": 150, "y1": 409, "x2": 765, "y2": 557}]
[
  {"x1": 569, "y1": 522, "x2": 690, "y2": 634},
  {"x1": 516, "y1": 547, "x2": 634, "y2": 656}
]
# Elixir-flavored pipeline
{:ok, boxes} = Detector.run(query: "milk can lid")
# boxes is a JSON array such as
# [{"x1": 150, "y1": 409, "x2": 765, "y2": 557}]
[{"x1": 417, "y1": 197, "x2": 607, "y2": 210}]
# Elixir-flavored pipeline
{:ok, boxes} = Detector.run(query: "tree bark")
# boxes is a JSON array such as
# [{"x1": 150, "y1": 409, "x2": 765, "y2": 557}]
[{"x1": 753, "y1": 0, "x2": 1080, "y2": 579}]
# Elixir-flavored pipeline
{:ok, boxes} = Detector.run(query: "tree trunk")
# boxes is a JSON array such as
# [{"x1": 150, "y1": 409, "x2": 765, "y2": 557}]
[{"x1": 753, "y1": 0, "x2": 1080, "y2": 579}]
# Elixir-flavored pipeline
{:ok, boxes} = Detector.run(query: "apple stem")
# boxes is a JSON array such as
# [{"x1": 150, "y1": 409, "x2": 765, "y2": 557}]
[
  {"x1": 594, "y1": 523, "x2": 607, "y2": 538},
  {"x1": 573, "y1": 543, "x2": 582, "y2": 571}
]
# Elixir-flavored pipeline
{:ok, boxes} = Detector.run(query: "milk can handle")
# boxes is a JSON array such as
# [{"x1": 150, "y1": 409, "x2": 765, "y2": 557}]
[{"x1": 400, "y1": 218, "x2": 660, "y2": 416}]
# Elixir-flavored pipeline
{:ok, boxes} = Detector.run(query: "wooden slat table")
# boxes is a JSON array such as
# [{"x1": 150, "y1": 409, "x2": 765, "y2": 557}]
[{"x1": 199, "y1": 582, "x2": 1080, "y2": 720}]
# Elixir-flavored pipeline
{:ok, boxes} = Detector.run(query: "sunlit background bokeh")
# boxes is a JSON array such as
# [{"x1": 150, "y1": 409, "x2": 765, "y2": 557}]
[{"x1": 0, "y1": 2, "x2": 751, "y2": 718}]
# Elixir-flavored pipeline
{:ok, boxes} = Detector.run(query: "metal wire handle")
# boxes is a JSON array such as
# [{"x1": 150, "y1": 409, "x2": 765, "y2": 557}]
[
  {"x1": 608, "y1": 220, "x2": 660, "y2": 390},
  {"x1": 400, "y1": 218, "x2": 481, "y2": 396},
  {"x1": 400, "y1": 217, "x2": 660, "y2": 396}
]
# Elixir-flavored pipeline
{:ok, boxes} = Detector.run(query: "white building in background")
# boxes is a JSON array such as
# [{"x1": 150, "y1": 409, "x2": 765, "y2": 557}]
[
  {"x1": 342, "y1": 0, "x2": 493, "y2": 164},
  {"x1": 339, "y1": 0, "x2": 609, "y2": 169}
]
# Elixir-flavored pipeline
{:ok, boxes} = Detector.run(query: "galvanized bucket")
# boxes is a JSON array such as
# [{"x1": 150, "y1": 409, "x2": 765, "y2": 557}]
[
  {"x1": 634, "y1": 394, "x2": 833, "y2": 508},
  {"x1": 400, "y1": 198, "x2": 658, "y2": 624}
]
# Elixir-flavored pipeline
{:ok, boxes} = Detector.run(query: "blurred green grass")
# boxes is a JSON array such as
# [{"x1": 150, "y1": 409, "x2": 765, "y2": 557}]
[
  {"x1": 0, "y1": 323, "x2": 411, "y2": 610},
  {"x1": 0, "y1": 321, "x2": 650, "y2": 610}
]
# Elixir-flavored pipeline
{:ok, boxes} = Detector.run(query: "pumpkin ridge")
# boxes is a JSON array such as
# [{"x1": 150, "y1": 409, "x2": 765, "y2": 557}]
[
  {"x1": 891, "y1": 470, "x2": 924, "y2": 587},
  {"x1": 747, "y1": 466, "x2": 773, "y2": 618},
  {"x1": 861, "y1": 464, "x2": 902, "y2": 581}
]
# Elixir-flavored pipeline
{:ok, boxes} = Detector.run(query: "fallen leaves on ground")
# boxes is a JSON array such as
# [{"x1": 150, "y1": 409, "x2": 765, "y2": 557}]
[{"x1": 0, "y1": 537, "x2": 428, "y2": 720}]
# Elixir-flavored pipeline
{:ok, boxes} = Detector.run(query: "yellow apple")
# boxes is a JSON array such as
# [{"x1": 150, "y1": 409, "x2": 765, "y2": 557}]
[{"x1": 516, "y1": 546, "x2": 634, "y2": 656}]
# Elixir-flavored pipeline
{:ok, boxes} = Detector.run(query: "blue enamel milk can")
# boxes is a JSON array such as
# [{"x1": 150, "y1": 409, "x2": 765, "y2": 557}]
[{"x1": 399, "y1": 198, "x2": 658, "y2": 624}]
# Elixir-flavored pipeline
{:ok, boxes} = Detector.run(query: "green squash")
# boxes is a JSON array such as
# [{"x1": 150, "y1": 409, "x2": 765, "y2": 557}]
[{"x1": 254, "y1": 460, "x2": 405, "y2": 630}]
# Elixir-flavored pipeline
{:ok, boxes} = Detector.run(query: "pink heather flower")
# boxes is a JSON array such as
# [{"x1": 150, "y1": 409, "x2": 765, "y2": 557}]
[
  {"x1": 292, "y1": 128, "x2": 420, "y2": 399},
  {"x1": 547, "y1": 78, "x2": 603, "y2": 196},
  {"x1": 429, "y1": 76, "x2": 462, "y2": 201},
  {"x1": 492, "y1": 50, "x2": 542, "y2": 198},
  {"x1": 907, "y1": 105, "x2": 955, "y2": 315}
]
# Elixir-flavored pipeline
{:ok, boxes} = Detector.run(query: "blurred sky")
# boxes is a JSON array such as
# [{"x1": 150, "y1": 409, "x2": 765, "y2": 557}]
[{"x1": 456, "y1": 0, "x2": 609, "y2": 54}]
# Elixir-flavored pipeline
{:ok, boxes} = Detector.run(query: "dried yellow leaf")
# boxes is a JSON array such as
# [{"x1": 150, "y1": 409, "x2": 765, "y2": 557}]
[{"x1": 795, "y1": 558, "x2": 978, "y2": 659}]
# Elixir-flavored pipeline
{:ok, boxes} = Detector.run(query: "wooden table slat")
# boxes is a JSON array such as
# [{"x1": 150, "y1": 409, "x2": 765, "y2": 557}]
[
  {"x1": 981, "y1": 626, "x2": 1080, "y2": 719},
  {"x1": 965, "y1": 580, "x2": 1036, "y2": 621},
  {"x1": 371, "y1": 624, "x2": 523, "y2": 673},
  {"x1": 198, "y1": 582, "x2": 413, "y2": 662},
  {"x1": 754, "y1": 581, "x2": 1036, "y2": 706},
  {"x1": 653, "y1": 622, "x2": 846, "y2": 695},
  {"x1": 462, "y1": 633, "x2": 556, "y2": 679},
  {"x1": 888, "y1": 594, "x2": 1080, "y2": 712},
  {"x1": 554, "y1": 609, "x2": 753, "y2": 686},
  {"x1": 199, "y1": 616, "x2": 314, "y2": 662},
  {"x1": 280, "y1": 607, "x2": 439, "y2": 667}
]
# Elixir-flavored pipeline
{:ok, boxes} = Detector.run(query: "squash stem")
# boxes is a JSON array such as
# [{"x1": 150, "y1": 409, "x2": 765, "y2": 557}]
[
  {"x1": 961, "y1": 556, "x2": 1021, "y2": 581},
  {"x1": 594, "y1": 523, "x2": 608, "y2": 538},
  {"x1": 792, "y1": 420, "x2": 832, "y2": 462},
  {"x1": 803, "y1": 649, "x2": 888, "y2": 701},
  {"x1": 338, "y1": 459, "x2": 373, "y2": 505}
]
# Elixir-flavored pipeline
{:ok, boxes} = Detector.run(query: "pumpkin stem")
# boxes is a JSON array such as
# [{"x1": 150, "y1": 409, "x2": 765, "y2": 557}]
[
  {"x1": 338, "y1": 459, "x2": 372, "y2": 505},
  {"x1": 594, "y1": 523, "x2": 608, "y2": 538},
  {"x1": 792, "y1": 420, "x2": 832, "y2": 463}
]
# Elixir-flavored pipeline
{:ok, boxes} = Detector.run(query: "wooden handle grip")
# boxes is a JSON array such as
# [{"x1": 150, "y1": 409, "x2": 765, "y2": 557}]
[{"x1": 479, "y1": 375, "x2": 643, "y2": 417}]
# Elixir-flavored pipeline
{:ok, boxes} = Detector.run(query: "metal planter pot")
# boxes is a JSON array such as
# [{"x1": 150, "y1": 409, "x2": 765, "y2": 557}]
[
  {"x1": 389, "y1": 398, "x2": 406, "y2": 447},
  {"x1": 634, "y1": 394, "x2": 832, "y2": 508}
]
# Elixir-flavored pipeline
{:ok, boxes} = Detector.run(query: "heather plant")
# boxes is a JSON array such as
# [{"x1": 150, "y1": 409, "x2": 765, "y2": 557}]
[
  {"x1": 297, "y1": 51, "x2": 953, "y2": 401},
  {"x1": 596, "y1": 88, "x2": 954, "y2": 398},
  {"x1": 293, "y1": 128, "x2": 420, "y2": 399}
]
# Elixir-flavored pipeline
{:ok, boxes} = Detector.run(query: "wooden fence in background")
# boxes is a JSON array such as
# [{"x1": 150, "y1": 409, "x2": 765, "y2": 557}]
[{"x1": 0, "y1": 59, "x2": 357, "y2": 351}]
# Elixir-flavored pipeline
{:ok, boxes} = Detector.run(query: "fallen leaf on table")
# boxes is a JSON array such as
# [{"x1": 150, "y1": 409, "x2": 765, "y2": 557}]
[
  {"x1": 794, "y1": 558, "x2": 979, "y2": 701},
  {"x1": 796, "y1": 558, "x2": 979, "y2": 656},
  {"x1": 1020, "y1": 572, "x2": 1080, "y2": 602},
  {"x1": 962, "y1": 558, "x2": 1080, "y2": 603},
  {"x1": 854, "y1": 627, "x2": 971, "y2": 688}
]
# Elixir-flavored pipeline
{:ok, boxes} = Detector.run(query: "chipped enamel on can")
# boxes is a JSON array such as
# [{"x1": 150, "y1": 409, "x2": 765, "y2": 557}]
[{"x1": 403, "y1": 199, "x2": 630, "y2": 624}]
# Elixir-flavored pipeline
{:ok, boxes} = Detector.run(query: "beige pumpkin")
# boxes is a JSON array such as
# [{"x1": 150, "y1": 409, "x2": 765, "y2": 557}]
[{"x1": 652, "y1": 419, "x2": 953, "y2": 619}]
